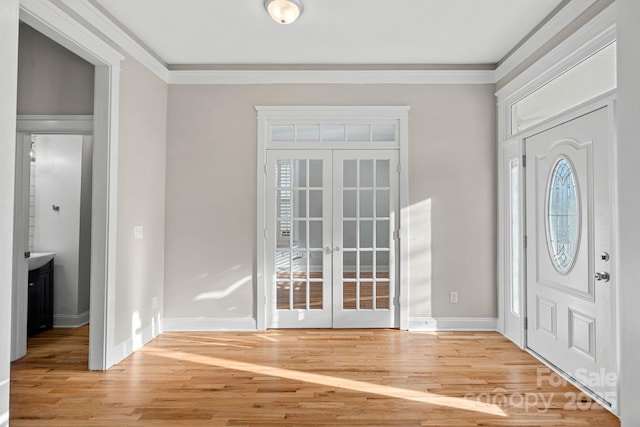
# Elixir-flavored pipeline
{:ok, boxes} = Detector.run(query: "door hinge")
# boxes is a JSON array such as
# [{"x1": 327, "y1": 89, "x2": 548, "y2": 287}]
[
  {"x1": 264, "y1": 228, "x2": 267, "y2": 239},
  {"x1": 393, "y1": 229, "x2": 400, "y2": 240},
  {"x1": 393, "y1": 296, "x2": 399, "y2": 306},
  {"x1": 264, "y1": 163, "x2": 268, "y2": 174},
  {"x1": 523, "y1": 235, "x2": 527, "y2": 249},
  {"x1": 397, "y1": 163, "x2": 401, "y2": 174},
  {"x1": 522, "y1": 154, "x2": 526, "y2": 168},
  {"x1": 524, "y1": 317, "x2": 528, "y2": 330}
]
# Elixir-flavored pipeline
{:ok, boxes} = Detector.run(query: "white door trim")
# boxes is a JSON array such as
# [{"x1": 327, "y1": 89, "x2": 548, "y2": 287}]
[
  {"x1": 496, "y1": 1, "x2": 617, "y2": 346},
  {"x1": 11, "y1": 117, "x2": 93, "y2": 362},
  {"x1": 508, "y1": 94, "x2": 620, "y2": 414},
  {"x1": 17, "y1": 0, "x2": 123, "y2": 370},
  {"x1": 256, "y1": 106, "x2": 410, "y2": 330}
]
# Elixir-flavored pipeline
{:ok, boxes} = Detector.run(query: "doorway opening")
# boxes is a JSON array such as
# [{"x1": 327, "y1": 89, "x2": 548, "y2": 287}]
[{"x1": 11, "y1": 1, "x2": 123, "y2": 370}]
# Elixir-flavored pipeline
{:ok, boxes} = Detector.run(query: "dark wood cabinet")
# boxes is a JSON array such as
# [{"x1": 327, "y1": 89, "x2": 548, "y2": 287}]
[{"x1": 27, "y1": 259, "x2": 54, "y2": 337}]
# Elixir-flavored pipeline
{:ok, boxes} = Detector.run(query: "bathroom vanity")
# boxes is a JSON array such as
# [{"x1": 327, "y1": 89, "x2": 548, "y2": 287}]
[{"x1": 28, "y1": 258, "x2": 54, "y2": 336}]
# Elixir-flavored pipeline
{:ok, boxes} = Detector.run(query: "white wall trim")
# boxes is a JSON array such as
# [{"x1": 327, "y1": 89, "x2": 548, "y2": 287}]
[
  {"x1": 408, "y1": 317, "x2": 498, "y2": 332},
  {"x1": 496, "y1": 3, "x2": 616, "y2": 102},
  {"x1": 111, "y1": 321, "x2": 161, "y2": 366},
  {"x1": 58, "y1": 0, "x2": 169, "y2": 82},
  {"x1": 53, "y1": 311, "x2": 90, "y2": 328},
  {"x1": 19, "y1": 0, "x2": 123, "y2": 67},
  {"x1": 169, "y1": 69, "x2": 496, "y2": 85},
  {"x1": 16, "y1": 115, "x2": 93, "y2": 133},
  {"x1": 495, "y1": 0, "x2": 598, "y2": 82},
  {"x1": 163, "y1": 318, "x2": 258, "y2": 332}
]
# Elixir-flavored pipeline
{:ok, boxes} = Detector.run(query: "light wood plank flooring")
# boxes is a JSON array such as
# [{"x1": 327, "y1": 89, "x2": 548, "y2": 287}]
[{"x1": 10, "y1": 327, "x2": 620, "y2": 426}]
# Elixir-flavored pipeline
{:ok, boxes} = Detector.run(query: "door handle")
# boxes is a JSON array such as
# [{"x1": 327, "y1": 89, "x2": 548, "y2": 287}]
[
  {"x1": 334, "y1": 246, "x2": 341, "y2": 252},
  {"x1": 324, "y1": 246, "x2": 332, "y2": 254},
  {"x1": 595, "y1": 271, "x2": 610, "y2": 282}
]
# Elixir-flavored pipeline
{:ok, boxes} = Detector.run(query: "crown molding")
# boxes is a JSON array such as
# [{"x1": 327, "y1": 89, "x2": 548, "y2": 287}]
[
  {"x1": 496, "y1": 3, "x2": 616, "y2": 101},
  {"x1": 168, "y1": 69, "x2": 496, "y2": 85},
  {"x1": 20, "y1": 0, "x2": 123, "y2": 67},
  {"x1": 47, "y1": 0, "x2": 605, "y2": 88},
  {"x1": 58, "y1": 0, "x2": 169, "y2": 82},
  {"x1": 495, "y1": 0, "x2": 598, "y2": 83}
]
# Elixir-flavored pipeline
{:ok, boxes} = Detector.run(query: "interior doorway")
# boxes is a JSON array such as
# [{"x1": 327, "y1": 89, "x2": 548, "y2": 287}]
[
  {"x1": 12, "y1": 117, "x2": 94, "y2": 363},
  {"x1": 266, "y1": 150, "x2": 399, "y2": 328}
]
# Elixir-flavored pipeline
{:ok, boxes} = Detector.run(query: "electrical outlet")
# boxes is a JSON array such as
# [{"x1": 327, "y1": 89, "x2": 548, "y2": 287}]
[
  {"x1": 152, "y1": 296, "x2": 158, "y2": 309},
  {"x1": 134, "y1": 225, "x2": 144, "y2": 240},
  {"x1": 449, "y1": 291, "x2": 458, "y2": 304}
]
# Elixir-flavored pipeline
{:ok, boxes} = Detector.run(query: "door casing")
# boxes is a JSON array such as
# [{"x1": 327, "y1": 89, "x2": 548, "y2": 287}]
[{"x1": 256, "y1": 106, "x2": 410, "y2": 331}]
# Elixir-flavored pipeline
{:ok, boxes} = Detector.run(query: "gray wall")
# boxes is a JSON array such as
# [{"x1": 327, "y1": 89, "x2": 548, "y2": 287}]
[
  {"x1": 164, "y1": 84, "x2": 496, "y2": 322},
  {"x1": 113, "y1": 54, "x2": 167, "y2": 345},
  {"x1": 17, "y1": 23, "x2": 94, "y2": 115},
  {"x1": 617, "y1": 0, "x2": 640, "y2": 423},
  {"x1": 0, "y1": 0, "x2": 19, "y2": 423}
]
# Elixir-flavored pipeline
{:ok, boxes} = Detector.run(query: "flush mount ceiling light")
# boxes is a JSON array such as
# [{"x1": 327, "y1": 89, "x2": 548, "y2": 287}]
[{"x1": 265, "y1": 0, "x2": 304, "y2": 25}]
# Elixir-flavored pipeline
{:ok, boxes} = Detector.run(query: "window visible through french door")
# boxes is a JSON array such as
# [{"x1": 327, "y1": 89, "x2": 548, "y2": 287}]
[{"x1": 265, "y1": 150, "x2": 399, "y2": 328}]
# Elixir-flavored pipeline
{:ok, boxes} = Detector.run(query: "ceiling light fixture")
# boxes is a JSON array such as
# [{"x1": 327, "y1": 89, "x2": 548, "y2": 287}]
[{"x1": 265, "y1": 0, "x2": 303, "y2": 25}]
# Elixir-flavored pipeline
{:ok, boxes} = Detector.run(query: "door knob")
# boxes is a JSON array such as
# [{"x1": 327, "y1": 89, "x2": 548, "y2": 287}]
[
  {"x1": 324, "y1": 246, "x2": 332, "y2": 254},
  {"x1": 334, "y1": 246, "x2": 341, "y2": 252},
  {"x1": 595, "y1": 271, "x2": 610, "y2": 282}
]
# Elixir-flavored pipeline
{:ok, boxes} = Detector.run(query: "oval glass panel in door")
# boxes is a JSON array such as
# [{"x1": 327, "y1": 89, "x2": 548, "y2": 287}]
[{"x1": 546, "y1": 157, "x2": 581, "y2": 274}]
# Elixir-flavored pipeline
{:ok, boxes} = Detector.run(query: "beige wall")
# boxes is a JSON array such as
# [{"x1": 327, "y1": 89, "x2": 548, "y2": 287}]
[
  {"x1": 17, "y1": 23, "x2": 94, "y2": 115},
  {"x1": 165, "y1": 84, "x2": 497, "y2": 322},
  {"x1": 114, "y1": 54, "x2": 168, "y2": 345}
]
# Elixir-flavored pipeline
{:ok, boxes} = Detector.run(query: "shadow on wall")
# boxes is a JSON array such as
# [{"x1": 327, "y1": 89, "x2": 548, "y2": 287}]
[
  {"x1": 193, "y1": 265, "x2": 251, "y2": 314},
  {"x1": 406, "y1": 198, "x2": 432, "y2": 318}
]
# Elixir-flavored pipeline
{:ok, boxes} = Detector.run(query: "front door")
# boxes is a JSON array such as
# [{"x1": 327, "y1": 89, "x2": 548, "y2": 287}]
[
  {"x1": 525, "y1": 107, "x2": 616, "y2": 406},
  {"x1": 266, "y1": 150, "x2": 399, "y2": 328}
]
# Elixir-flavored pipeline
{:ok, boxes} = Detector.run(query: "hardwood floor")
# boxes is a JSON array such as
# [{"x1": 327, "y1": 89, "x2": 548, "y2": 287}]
[{"x1": 10, "y1": 327, "x2": 620, "y2": 426}]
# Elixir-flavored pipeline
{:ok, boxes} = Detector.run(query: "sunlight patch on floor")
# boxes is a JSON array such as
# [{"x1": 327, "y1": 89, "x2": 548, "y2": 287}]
[{"x1": 146, "y1": 347, "x2": 506, "y2": 417}]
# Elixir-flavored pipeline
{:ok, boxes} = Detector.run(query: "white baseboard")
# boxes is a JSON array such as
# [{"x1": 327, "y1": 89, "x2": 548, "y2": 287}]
[
  {"x1": 163, "y1": 317, "x2": 257, "y2": 332},
  {"x1": 111, "y1": 320, "x2": 163, "y2": 367},
  {"x1": 53, "y1": 311, "x2": 90, "y2": 328},
  {"x1": 408, "y1": 317, "x2": 497, "y2": 331}
]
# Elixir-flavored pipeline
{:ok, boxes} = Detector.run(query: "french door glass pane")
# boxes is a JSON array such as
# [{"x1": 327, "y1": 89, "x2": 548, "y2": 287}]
[
  {"x1": 276, "y1": 158, "x2": 324, "y2": 311},
  {"x1": 341, "y1": 157, "x2": 392, "y2": 311}
]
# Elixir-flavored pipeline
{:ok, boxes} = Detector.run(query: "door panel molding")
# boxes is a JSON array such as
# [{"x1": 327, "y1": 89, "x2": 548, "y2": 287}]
[{"x1": 525, "y1": 106, "x2": 617, "y2": 409}]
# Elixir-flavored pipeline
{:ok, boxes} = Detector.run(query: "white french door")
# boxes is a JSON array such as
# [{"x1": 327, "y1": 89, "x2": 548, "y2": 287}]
[
  {"x1": 266, "y1": 150, "x2": 399, "y2": 328},
  {"x1": 525, "y1": 107, "x2": 616, "y2": 406}
]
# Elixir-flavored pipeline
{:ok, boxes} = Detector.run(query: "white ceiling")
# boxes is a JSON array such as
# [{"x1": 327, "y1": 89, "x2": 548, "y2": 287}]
[{"x1": 93, "y1": 0, "x2": 562, "y2": 66}]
